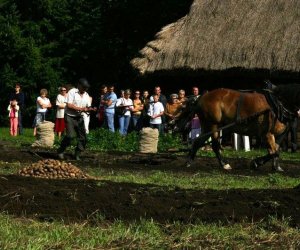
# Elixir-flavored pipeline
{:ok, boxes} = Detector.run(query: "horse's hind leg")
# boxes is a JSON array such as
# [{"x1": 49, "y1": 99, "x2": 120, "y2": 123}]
[
  {"x1": 250, "y1": 152, "x2": 283, "y2": 171},
  {"x1": 251, "y1": 153, "x2": 276, "y2": 169},
  {"x1": 272, "y1": 156, "x2": 283, "y2": 172},
  {"x1": 250, "y1": 132, "x2": 283, "y2": 171}
]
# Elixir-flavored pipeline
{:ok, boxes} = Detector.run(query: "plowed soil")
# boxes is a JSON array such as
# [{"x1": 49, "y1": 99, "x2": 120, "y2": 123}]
[{"x1": 0, "y1": 141, "x2": 300, "y2": 226}]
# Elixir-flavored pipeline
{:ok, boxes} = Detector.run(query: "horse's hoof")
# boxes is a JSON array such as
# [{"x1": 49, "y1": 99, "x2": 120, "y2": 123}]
[
  {"x1": 250, "y1": 160, "x2": 259, "y2": 170},
  {"x1": 186, "y1": 161, "x2": 192, "y2": 168},
  {"x1": 272, "y1": 166, "x2": 284, "y2": 172},
  {"x1": 223, "y1": 164, "x2": 232, "y2": 170}
]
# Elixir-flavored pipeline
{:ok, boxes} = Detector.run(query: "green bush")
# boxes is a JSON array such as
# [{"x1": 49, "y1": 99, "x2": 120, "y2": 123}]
[
  {"x1": 87, "y1": 128, "x2": 139, "y2": 152},
  {"x1": 87, "y1": 128, "x2": 182, "y2": 152}
]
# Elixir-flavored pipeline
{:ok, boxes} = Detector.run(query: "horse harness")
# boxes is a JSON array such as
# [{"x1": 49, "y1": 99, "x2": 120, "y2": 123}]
[
  {"x1": 194, "y1": 109, "x2": 270, "y2": 141},
  {"x1": 262, "y1": 89, "x2": 297, "y2": 124},
  {"x1": 181, "y1": 89, "x2": 296, "y2": 141},
  {"x1": 236, "y1": 93, "x2": 244, "y2": 123},
  {"x1": 236, "y1": 92, "x2": 278, "y2": 132},
  {"x1": 215, "y1": 89, "x2": 297, "y2": 139},
  {"x1": 194, "y1": 91, "x2": 276, "y2": 141}
]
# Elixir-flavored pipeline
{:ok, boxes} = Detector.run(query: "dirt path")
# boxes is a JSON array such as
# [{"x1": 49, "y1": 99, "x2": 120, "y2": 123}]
[{"x1": 1, "y1": 141, "x2": 300, "y2": 225}]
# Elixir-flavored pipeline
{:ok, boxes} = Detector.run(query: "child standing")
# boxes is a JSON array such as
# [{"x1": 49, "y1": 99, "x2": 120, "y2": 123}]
[{"x1": 8, "y1": 99, "x2": 19, "y2": 136}]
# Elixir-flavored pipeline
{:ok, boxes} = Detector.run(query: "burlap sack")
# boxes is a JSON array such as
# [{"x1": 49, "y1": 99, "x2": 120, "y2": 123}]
[
  {"x1": 31, "y1": 121, "x2": 55, "y2": 148},
  {"x1": 139, "y1": 127, "x2": 159, "y2": 153}
]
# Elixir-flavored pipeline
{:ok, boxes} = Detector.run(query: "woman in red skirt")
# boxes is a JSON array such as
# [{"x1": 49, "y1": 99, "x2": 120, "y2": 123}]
[{"x1": 55, "y1": 86, "x2": 68, "y2": 139}]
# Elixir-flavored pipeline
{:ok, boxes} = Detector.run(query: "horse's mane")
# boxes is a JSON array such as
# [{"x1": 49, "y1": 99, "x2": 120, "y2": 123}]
[{"x1": 273, "y1": 84, "x2": 300, "y2": 111}]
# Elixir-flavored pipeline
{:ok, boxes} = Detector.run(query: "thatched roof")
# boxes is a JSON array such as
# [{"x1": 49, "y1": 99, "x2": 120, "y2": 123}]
[{"x1": 131, "y1": 0, "x2": 300, "y2": 75}]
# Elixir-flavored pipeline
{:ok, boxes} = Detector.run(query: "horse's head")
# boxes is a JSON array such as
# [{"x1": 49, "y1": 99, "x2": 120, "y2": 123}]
[
  {"x1": 273, "y1": 84, "x2": 300, "y2": 113},
  {"x1": 173, "y1": 97, "x2": 198, "y2": 133},
  {"x1": 264, "y1": 80, "x2": 277, "y2": 90}
]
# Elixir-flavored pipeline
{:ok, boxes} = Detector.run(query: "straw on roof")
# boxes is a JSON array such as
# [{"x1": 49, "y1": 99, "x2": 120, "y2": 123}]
[{"x1": 131, "y1": 0, "x2": 300, "y2": 74}]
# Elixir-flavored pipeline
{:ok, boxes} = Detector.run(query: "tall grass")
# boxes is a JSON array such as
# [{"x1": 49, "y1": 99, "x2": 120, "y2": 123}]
[
  {"x1": 0, "y1": 128, "x2": 35, "y2": 146},
  {"x1": 0, "y1": 127, "x2": 182, "y2": 152},
  {"x1": 0, "y1": 213, "x2": 299, "y2": 249},
  {"x1": 87, "y1": 128, "x2": 182, "y2": 152}
]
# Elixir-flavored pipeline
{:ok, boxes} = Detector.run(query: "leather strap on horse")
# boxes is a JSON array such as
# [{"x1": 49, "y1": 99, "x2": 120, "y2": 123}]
[
  {"x1": 236, "y1": 93, "x2": 244, "y2": 123},
  {"x1": 195, "y1": 109, "x2": 270, "y2": 140},
  {"x1": 263, "y1": 89, "x2": 296, "y2": 123}
]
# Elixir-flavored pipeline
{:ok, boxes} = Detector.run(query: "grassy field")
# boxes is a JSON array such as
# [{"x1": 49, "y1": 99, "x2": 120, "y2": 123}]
[
  {"x1": 0, "y1": 128, "x2": 300, "y2": 249},
  {"x1": 0, "y1": 213, "x2": 299, "y2": 249}
]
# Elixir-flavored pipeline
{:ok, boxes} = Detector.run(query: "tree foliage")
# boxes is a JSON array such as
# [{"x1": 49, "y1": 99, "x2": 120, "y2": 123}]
[{"x1": 0, "y1": 0, "x2": 192, "y2": 125}]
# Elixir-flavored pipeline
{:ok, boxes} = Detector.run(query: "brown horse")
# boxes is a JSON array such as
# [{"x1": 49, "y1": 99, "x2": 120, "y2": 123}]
[{"x1": 175, "y1": 85, "x2": 300, "y2": 171}]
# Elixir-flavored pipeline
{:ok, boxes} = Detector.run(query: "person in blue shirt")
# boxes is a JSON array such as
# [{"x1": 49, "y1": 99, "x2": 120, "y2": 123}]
[{"x1": 102, "y1": 84, "x2": 117, "y2": 132}]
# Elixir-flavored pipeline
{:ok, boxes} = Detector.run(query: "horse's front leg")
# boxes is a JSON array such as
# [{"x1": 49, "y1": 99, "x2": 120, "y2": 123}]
[
  {"x1": 186, "y1": 132, "x2": 210, "y2": 167},
  {"x1": 211, "y1": 136, "x2": 231, "y2": 170}
]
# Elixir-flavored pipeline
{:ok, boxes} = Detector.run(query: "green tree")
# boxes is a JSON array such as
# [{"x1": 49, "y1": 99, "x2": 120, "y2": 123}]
[{"x1": 0, "y1": 0, "x2": 192, "y2": 125}]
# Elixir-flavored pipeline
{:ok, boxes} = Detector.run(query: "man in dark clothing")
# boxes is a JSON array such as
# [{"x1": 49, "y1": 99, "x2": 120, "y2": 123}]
[
  {"x1": 57, "y1": 78, "x2": 95, "y2": 160},
  {"x1": 9, "y1": 83, "x2": 25, "y2": 135},
  {"x1": 189, "y1": 86, "x2": 200, "y2": 103},
  {"x1": 150, "y1": 86, "x2": 167, "y2": 108}
]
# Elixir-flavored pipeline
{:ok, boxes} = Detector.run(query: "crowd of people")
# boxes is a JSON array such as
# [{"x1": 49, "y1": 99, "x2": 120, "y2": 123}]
[
  {"x1": 7, "y1": 79, "x2": 203, "y2": 159},
  {"x1": 7, "y1": 79, "x2": 299, "y2": 160},
  {"x1": 96, "y1": 84, "x2": 199, "y2": 136}
]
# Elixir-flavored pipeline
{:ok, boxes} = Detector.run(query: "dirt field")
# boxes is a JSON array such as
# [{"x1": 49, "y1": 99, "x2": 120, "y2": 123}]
[{"x1": 0, "y1": 140, "x2": 300, "y2": 226}]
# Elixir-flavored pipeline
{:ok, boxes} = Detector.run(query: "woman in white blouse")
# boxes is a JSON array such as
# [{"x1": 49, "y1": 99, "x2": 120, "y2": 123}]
[
  {"x1": 33, "y1": 88, "x2": 52, "y2": 136},
  {"x1": 115, "y1": 89, "x2": 133, "y2": 135}
]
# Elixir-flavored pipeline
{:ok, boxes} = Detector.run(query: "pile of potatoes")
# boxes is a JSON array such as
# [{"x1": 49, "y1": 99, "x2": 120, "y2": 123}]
[{"x1": 18, "y1": 159, "x2": 92, "y2": 179}]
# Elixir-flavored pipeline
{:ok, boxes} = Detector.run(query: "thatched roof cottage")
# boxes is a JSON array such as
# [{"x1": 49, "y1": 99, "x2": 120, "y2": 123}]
[{"x1": 131, "y1": 0, "x2": 300, "y2": 83}]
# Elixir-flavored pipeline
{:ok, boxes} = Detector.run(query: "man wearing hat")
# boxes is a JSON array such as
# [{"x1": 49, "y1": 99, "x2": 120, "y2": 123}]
[{"x1": 57, "y1": 78, "x2": 95, "y2": 160}]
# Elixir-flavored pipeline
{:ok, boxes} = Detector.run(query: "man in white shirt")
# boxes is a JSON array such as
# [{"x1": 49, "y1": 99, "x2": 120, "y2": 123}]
[
  {"x1": 149, "y1": 86, "x2": 167, "y2": 133},
  {"x1": 148, "y1": 94, "x2": 164, "y2": 134},
  {"x1": 57, "y1": 78, "x2": 95, "y2": 160}
]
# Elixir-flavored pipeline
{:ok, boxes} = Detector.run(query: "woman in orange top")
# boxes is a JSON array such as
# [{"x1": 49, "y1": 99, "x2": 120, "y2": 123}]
[
  {"x1": 131, "y1": 90, "x2": 144, "y2": 131},
  {"x1": 164, "y1": 94, "x2": 181, "y2": 132}
]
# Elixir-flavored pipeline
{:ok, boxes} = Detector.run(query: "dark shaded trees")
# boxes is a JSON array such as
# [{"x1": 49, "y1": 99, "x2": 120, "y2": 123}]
[{"x1": 0, "y1": 0, "x2": 192, "y2": 125}]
